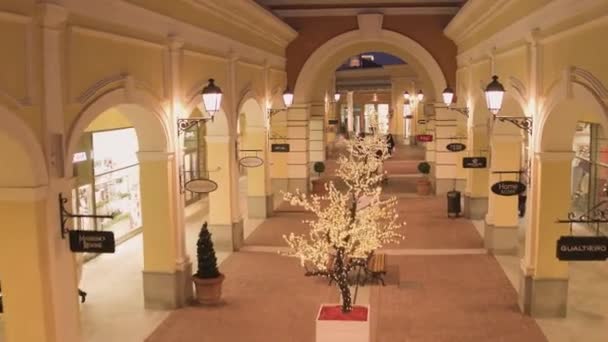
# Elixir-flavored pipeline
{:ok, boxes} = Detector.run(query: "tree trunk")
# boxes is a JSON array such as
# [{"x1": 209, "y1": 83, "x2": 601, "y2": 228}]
[{"x1": 335, "y1": 248, "x2": 352, "y2": 313}]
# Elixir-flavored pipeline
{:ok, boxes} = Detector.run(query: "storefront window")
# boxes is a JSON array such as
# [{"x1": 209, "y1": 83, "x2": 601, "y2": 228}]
[
  {"x1": 571, "y1": 122, "x2": 608, "y2": 227},
  {"x1": 92, "y1": 128, "x2": 142, "y2": 242}
]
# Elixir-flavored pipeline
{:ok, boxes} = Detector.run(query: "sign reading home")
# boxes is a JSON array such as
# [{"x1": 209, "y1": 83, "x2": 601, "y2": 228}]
[
  {"x1": 185, "y1": 179, "x2": 218, "y2": 193},
  {"x1": 239, "y1": 156, "x2": 263, "y2": 168},
  {"x1": 416, "y1": 134, "x2": 433, "y2": 142},
  {"x1": 462, "y1": 157, "x2": 487, "y2": 168},
  {"x1": 69, "y1": 230, "x2": 115, "y2": 253},
  {"x1": 446, "y1": 143, "x2": 466, "y2": 152},
  {"x1": 271, "y1": 143, "x2": 290, "y2": 152},
  {"x1": 556, "y1": 236, "x2": 608, "y2": 261},
  {"x1": 491, "y1": 181, "x2": 526, "y2": 196}
]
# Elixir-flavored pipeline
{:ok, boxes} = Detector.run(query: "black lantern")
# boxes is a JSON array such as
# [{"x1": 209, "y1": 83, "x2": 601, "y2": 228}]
[{"x1": 484, "y1": 75, "x2": 505, "y2": 115}]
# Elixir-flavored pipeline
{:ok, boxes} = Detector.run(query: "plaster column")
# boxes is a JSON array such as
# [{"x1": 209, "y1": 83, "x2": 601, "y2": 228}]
[
  {"x1": 206, "y1": 135, "x2": 244, "y2": 251},
  {"x1": 347, "y1": 91, "x2": 354, "y2": 136},
  {"x1": 244, "y1": 127, "x2": 273, "y2": 218},
  {"x1": 485, "y1": 134, "x2": 522, "y2": 254},
  {"x1": 433, "y1": 108, "x2": 465, "y2": 194},
  {"x1": 0, "y1": 186, "x2": 81, "y2": 342},
  {"x1": 464, "y1": 123, "x2": 490, "y2": 219},
  {"x1": 138, "y1": 152, "x2": 192, "y2": 309},
  {"x1": 390, "y1": 77, "x2": 407, "y2": 141},
  {"x1": 423, "y1": 116, "x2": 436, "y2": 181},
  {"x1": 285, "y1": 104, "x2": 310, "y2": 193},
  {"x1": 309, "y1": 102, "x2": 325, "y2": 164},
  {"x1": 519, "y1": 151, "x2": 572, "y2": 317}
]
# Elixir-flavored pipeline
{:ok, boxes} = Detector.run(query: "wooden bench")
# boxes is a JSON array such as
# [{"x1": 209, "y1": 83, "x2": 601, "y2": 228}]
[{"x1": 366, "y1": 253, "x2": 386, "y2": 286}]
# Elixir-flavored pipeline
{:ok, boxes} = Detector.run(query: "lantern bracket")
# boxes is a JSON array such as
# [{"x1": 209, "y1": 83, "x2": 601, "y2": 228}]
[
  {"x1": 177, "y1": 117, "x2": 213, "y2": 135},
  {"x1": 433, "y1": 105, "x2": 469, "y2": 117},
  {"x1": 59, "y1": 193, "x2": 113, "y2": 239},
  {"x1": 267, "y1": 108, "x2": 288, "y2": 117},
  {"x1": 494, "y1": 116, "x2": 532, "y2": 135}
]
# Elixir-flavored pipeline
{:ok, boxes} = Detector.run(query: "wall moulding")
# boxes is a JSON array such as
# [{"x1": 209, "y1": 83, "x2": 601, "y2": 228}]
[
  {"x1": 70, "y1": 26, "x2": 166, "y2": 50},
  {"x1": 75, "y1": 74, "x2": 166, "y2": 107}
]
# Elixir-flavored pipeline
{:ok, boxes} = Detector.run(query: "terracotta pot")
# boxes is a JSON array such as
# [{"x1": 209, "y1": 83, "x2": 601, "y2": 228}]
[
  {"x1": 312, "y1": 179, "x2": 326, "y2": 194},
  {"x1": 193, "y1": 273, "x2": 225, "y2": 304},
  {"x1": 416, "y1": 178, "x2": 431, "y2": 196}
]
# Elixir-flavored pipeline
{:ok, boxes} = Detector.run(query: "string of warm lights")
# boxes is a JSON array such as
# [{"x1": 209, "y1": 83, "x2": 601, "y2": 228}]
[{"x1": 282, "y1": 113, "x2": 405, "y2": 313}]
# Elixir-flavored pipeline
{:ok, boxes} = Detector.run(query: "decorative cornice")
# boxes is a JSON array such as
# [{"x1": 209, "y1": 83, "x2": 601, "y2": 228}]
[{"x1": 274, "y1": 7, "x2": 459, "y2": 17}]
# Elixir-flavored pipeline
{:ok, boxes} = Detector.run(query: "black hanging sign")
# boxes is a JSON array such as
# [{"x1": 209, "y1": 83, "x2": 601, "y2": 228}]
[
  {"x1": 462, "y1": 157, "x2": 487, "y2": 168},
  {"x1": 446, "y1": 143, "x2": 466, "y2": 152},
  {"x1": 417, "y1": 119, "x2": 427, "y2": 124},
  {"x1": 328, "y1": 119, "x2": 339, "y2": 125},
  {"x1": 271, "y1": 143, "x2": 290, "y2": 152},
  {"x1": 556, "y1": 236, "x2": 608, "y2": 261},
  {"x1": 404, "y1": 115, "x2": 413, "y2": 119},
  {"x1": 416, "y1": 134, "x2": 433, "y2": 142},
  {"x1": 491, "y1": 181, "x2": 526, "y2": 196},
  {"x1": 69, "y1": 230, "x2": 116, "y2": 253}
]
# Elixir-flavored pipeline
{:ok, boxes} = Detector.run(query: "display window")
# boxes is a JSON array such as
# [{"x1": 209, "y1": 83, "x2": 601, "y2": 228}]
[
  {"x1": 571, "y1": 122, "x2": 608, "y2": 235},
  {"x1": 82, "y1": 128, "x2": 142, "y2": 243}
]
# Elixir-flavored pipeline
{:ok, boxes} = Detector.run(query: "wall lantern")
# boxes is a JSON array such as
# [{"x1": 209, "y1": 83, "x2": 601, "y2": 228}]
[
  {"x1": 417, "y1": 89, "x2": 424, "y2": 102},
  {"x1": 424, "y1": 86, "x2": 469, "y2": 117},
  {"x1": 178, "y1": 78, "x2": 223, "y2": 135},
  {"x1": 403, "y1": 91, "x2": 410, "y2": 101},
  {"x1": 334, "y1": 92, "x2": 341, "y2": 102},
  {"x1": 268, "y1": 87, "x2": 294, "y2": 116},
  {"x1": 484, "y1": 75, "x2": 532, "y2": 134}
]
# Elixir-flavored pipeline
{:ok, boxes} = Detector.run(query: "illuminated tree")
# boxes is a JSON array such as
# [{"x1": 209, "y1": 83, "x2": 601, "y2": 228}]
[{"x1": 283, "y1": 116, "x2": 404, "y2": 313}]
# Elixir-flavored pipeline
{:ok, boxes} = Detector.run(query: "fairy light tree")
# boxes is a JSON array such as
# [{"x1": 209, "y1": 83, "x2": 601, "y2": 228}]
[{"x1": 282, "y1": 115, "x2": 404, "y2": 313}]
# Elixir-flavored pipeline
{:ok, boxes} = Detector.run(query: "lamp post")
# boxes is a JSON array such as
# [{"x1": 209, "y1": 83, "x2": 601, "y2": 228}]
[
  {"x1": 177, "y1": 78, "x2": 223, "y2": 135},
  {"x1": 484, "y1": 75, "x2": 532, "y2": 134}
]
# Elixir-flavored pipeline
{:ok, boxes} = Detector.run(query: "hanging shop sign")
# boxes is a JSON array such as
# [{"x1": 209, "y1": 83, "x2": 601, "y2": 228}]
[
  {"x1": 556, "y1": 236, "x2": 608, "y2": 261},
  {"x1": 491, "y1": 181, "x2": 526, "y2": 196},
  {"x1": 416, "y1": 134, "x2": 433, "y2": 142},
  {"x1": 185, "y1": 178, "x2": 218, "y2": 193},
  {"x1": 404, "y1": 115, "x2": 413, "y2": 119},
  {"x1": 239, "y1": 156, "x2": 264, "y2": 168},
  {"x1": 417, "y1": 119, "x2": 427, "y2": 124},
  {"x1": 69, "y1": 230, "x2": 116, "y2": 253},
  {"x1": 328, "y1": 119, "x2": 339, "y2": 125},
  {"x1": 446, "y1": 143, "x2": 466, "y2": 152},
  {"x1": 271, "y1": 143, "x2": 290, "y2": 152},
  {"x1": 462, "y1": 157, "x2": 487, "y2": 168}
]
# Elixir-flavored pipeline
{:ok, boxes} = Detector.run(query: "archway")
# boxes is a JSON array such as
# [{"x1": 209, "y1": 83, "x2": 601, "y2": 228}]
[
  {"x1": 0, "y1": 105, "x2": 74, "y2": 342},
  {"x1": 294, "y1": 29, "x2": 447, "y2": 104},
  {"x1": 521, "y1": 68, "x2": 608, "y2": 317},
  {"x1": 64, "y1": 87, "x2": 194, "y2": 340}
]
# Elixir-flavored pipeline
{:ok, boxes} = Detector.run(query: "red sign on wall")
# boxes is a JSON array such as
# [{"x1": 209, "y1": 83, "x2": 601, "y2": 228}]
[{"x1": 416, "y1": 134, "x2": 433, "y2": 142}]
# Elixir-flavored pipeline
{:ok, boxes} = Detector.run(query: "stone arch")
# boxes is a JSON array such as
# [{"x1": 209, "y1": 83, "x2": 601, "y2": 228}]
[
  {"x1": 65, "y1": 87, "x2": 172, "y2": 176},
  {"x1": 294, "y1": 29, "x2": 447, "y2": 104},
  {"x1": 238, "y1": 92, "x2": 266, "y2": 129},
  {"x1": 537, "y1": 67, "x2": 608, "y2": 152},
  {"x1": 0, "y1": 104, "x2": 48, "y2": 188}
]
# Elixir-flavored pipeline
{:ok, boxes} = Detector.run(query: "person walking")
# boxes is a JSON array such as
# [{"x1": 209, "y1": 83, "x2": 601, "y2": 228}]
[{"x1": 386, "y1": 133, "x2": 395, "y2": 156}]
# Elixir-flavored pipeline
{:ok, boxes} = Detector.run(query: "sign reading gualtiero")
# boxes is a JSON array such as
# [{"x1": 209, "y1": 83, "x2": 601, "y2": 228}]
[
  {"x1": 462, "y1": 157, "x2": 487, "y2": 168},
  {"x1": 185, "y1": 179, "x2": 218, "y2": 193},
  {"x1": 556, "y1": 236, "x2": 608, "y2": 261},
  {"x1": 239, "y1": 156, "x2": 264, "y2": 168},
  {"x1": 446, "y1": 143, "x2": 466, "y2": 152},
  {"x1": 416, "y1": 134, "x2": 433, "y2": 142},
  {"x1": 69, "y1": 230, "x2": 115, "y2": 253},
  {"x1": 271, "y1": 143, "x2": 290, "y2": 152},
  {"x1": 491, "y1": 181, "x2": 526, "y2": 196}
]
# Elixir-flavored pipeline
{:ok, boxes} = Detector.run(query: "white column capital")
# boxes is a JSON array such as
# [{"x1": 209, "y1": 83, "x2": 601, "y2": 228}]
[
  {"x1": 534, "y1": 151, "x2": 574, "y2": 162},
  {"x1": 137, "y1": 151, "x2": 175, "y2": 162}
]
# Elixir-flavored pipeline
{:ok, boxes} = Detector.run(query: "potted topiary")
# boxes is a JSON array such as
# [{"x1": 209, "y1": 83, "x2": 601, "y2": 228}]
[
  {"x1": 192, "y1": 222, "x2": 224, "y2": 305},
  {"x1": 312, "y1": 161, "x2": 326, "y2": 193},
  {"x1": 417, "y1": 161, "x2": 432, "y2": 195}
]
